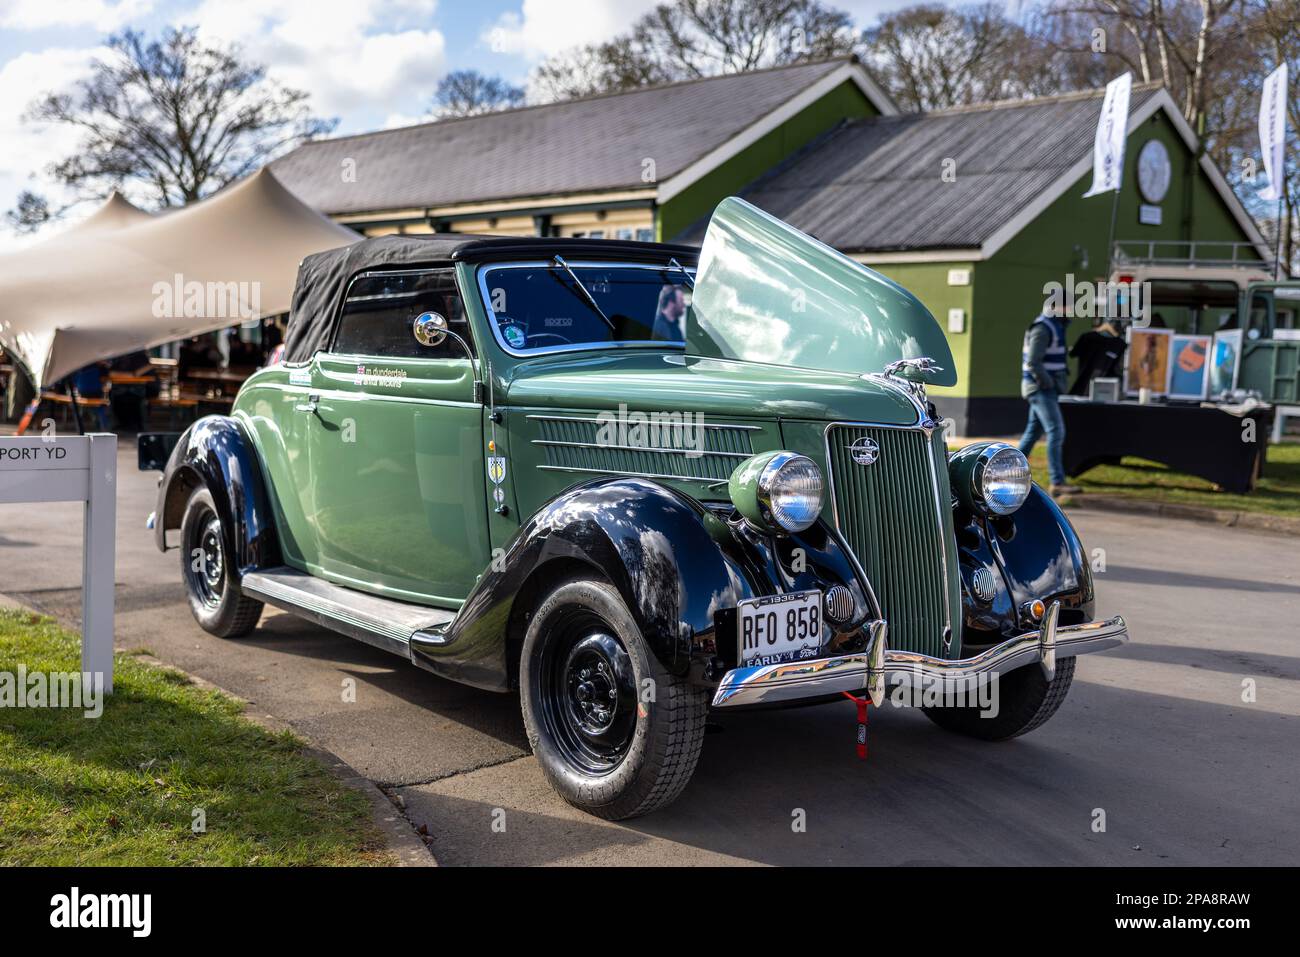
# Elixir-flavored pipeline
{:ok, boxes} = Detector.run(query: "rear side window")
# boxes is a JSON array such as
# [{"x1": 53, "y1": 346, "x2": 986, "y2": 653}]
[{"x1": 333, "y1": 269, "x2": 475, "y2": 359}]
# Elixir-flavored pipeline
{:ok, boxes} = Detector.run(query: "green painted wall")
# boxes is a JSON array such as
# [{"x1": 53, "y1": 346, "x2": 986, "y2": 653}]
[
  {"x1": 659, "y1": 80, "x2": 877, "y2": 241},
  {"x1": 870, "y1": 260, "x2": 974, "y2": 399},
  {"x1": 965, "y1": 109, "x2": 1259, "y2": 399}
]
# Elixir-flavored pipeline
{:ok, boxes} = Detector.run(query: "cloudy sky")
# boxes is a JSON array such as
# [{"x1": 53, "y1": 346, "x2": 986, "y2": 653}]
[{"x1": 0, "y1": 0, "x2": 927, "y2": 250}]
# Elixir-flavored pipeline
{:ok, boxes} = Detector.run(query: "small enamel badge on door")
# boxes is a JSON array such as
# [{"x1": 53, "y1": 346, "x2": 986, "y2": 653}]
[{"x1": 487, "y1": 457, "x2": 507, "y2": 485}]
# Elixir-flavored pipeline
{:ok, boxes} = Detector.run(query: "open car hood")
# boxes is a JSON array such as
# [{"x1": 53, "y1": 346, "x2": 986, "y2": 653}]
[{"x1": 686, "y1": 197, "x2": 957, "y2": 387}]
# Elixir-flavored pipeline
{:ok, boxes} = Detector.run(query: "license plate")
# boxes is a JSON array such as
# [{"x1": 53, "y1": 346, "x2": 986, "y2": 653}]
[{"x1": 738, "y1": 590, "x2": 823, "y2": 667}]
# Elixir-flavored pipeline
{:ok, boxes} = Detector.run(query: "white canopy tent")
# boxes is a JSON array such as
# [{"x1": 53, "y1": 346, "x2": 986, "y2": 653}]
[{"x1": 0, "y1": 168, "x2": 358, "y2": 391}]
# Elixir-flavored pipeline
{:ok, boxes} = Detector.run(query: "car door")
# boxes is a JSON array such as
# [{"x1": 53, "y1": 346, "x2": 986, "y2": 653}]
[{"x1": 307, "y1": 267, "x2": 489, "y2": 608}]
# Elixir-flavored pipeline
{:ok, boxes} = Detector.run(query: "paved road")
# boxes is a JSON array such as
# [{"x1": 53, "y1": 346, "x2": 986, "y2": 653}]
[{"x1": 3, "y1": 441, "x2": 1297, "y2": 865}]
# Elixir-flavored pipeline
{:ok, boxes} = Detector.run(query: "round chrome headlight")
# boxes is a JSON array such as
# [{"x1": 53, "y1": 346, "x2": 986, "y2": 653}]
[
  {"x1": 729, "y1": 451, "x2": 824, "y2": 533},
  {"x1": 974, "y1": 445, "x2": 1031, "y2": 515}
]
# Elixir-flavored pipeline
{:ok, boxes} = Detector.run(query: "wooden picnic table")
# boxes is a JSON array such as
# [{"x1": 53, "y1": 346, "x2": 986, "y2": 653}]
[
  {"x1": 107, "y1": 374, "x2": 155, "y2": 386},
  {"x1": 187, "y1": 368, "x2": 252, "y2": 383}
]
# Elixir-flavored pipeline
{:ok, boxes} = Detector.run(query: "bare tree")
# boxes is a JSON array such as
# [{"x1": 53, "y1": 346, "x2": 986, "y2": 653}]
[
  {"x1": 1040, "y1": 0, "x2": 1249, "y2": 135},
  {"x1": 432, "y1": 70, "x2": 526, "y2": 117},
  {"x1": 11, "y1": 26, "x2": 334, "y2": 223},
  {"x1": 533, "y1": 0, "x2": 857, "y2": 101},
  {"x1": 861, "y1": 3, "x2": 1064, "y2": 110},
  {"x1": 4, "y1": 191, "x2": 52, "y2": 235}
]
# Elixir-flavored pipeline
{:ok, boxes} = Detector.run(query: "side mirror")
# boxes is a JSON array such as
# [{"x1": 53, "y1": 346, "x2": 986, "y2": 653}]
[{"x1": 413, "y1": 311, "x2": 449, "y2": 348}]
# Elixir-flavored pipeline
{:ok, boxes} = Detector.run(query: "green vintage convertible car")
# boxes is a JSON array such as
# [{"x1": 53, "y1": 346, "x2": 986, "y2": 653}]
[{"x1": 144, "y1": 198, "x2": 1128, "y2": 819}]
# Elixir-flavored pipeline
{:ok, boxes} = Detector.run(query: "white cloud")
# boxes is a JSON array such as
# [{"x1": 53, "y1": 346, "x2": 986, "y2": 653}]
[
  {"x1": 485, "y1": 0, "x2": 660, "y2": 60},
  {"x1": 189, "y1": 0, "x2": 447, "y2": 129},
  {"x1": 0, "y1": 45, "x2": 109, "y2": 252},
  {"x1": 0, "y1": 0, "x2": 154, "y2": 31}
]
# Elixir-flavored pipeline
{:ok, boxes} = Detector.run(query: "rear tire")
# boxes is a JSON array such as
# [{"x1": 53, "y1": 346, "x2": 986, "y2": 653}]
[
  {"x1": 520, "y1": 576, "x2": 709, "y2": 820},
  {"x1": 922, "y1": 657, "x2": 1075, "y2": 741},
  {"x1": 179, "y1": 486, "x2": 263, "y2": 638}
]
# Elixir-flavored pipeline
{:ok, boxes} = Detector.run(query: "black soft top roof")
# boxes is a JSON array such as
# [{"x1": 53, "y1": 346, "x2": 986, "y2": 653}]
[{"x1": 282, "y1": 233, "x2": 699, "y2": 363}]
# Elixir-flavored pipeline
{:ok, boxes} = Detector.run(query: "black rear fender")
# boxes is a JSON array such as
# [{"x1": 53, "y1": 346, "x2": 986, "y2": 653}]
[{"x1": 152, "y1": 416, "x2": 279, "y2": 578}]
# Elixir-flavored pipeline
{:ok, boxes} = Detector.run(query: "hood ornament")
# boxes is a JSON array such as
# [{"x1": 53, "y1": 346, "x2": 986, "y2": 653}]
[
  {"x1": 883, "y1": 357, "x2": 944, "y2": 380},
  {"x1": 880, "y1": 356, "x2": 944, "y2": 404}
]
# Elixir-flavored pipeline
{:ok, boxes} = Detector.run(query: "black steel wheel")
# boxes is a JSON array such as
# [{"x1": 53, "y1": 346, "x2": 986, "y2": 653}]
[
  {"x1": 520, "y1": 576, "x2": 709, "y2": 820},
  {"x1": 540, "y1": 615, "x2": 638, "y2": 774},
  {"x1": 179, "y1": 486, "x2": 263, "y2": 638}
]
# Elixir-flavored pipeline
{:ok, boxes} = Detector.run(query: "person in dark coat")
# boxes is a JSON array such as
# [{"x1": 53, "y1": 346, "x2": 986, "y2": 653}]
[
  {"x1": 1017, "y1": 305, "x2": 1080, "y2": 496},
  {"x1": 1069, "y1": 319, "x2": 1126, "y2": 395}
]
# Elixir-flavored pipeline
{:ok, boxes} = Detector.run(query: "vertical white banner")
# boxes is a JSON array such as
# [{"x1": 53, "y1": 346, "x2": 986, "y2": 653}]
[
  {"x1": 1084, "y1": 73, "x2": 1133, "y2": 198},
  {"x1": 1259, "y1": 63, "x2": 1288, "y2": 203}
]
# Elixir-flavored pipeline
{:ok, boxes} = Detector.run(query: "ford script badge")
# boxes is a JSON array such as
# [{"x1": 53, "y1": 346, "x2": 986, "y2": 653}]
[{"x1": 848, "y1": 436, "x2": 880, "y2": 466}]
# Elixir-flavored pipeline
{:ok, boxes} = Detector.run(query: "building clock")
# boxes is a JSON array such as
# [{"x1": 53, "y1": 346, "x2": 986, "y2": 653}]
[{"x1": 1137, "y1": 139, "x2": 1171, "y2": 204}]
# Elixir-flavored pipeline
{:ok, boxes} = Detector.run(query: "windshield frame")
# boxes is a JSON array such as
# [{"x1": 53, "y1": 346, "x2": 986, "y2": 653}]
[{"x1": 475, "y1": 260, "x2": 694, "y2": 359}]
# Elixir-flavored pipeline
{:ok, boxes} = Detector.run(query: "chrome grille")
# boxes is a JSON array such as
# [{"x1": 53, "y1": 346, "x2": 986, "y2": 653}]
[{"x1": 826, "y1": 425, "x2": 957, "y2": 657}]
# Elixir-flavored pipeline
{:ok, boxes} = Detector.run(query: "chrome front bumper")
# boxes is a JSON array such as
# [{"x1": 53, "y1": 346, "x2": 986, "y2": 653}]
[{"x1": 711, "y1": 602, "x2": 1128, "y2": 708}]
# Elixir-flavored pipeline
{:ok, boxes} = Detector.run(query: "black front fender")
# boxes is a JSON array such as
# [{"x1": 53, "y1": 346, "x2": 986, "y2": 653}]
[
  {"x1": 411, "y1": 477, "x2": 873, "y2": 691},
  {"x1": 153, "y1": 415, "x2": 279, "y2": 578},
  {"x1": 955, "y1": 485, "x2": 1095, "y2": 646}
]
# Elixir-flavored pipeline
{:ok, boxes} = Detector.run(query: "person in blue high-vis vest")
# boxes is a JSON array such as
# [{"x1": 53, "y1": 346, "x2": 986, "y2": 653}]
[{"x1": 1017, "y1": 307, "x2": 1082, "y2": 496}]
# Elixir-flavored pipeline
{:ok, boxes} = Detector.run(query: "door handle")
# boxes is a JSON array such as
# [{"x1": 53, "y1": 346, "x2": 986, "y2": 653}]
[{"x1": 295, "y1": 394, "x2": 319, "y2": 414}]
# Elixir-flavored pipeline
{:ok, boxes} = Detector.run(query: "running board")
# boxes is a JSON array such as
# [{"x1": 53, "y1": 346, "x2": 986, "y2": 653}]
[{"x1": 241, "y1": 567, "x2": 456, "y2": 658}]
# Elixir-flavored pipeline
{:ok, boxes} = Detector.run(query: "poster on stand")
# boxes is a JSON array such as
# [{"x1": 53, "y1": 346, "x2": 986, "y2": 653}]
[
  {"x1": 1124, "y1": 326, "x2": 1174, "y2": 396},
  {"x1": 1168, "y1": 334, "x2": 1212, "y2": 400},
  {"x1": 1209, "y1": 329, "x2": 1243, "y2": 397}
]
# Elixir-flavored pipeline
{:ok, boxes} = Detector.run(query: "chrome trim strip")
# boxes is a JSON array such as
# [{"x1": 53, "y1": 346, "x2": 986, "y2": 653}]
[
  {"x1": 525, "y1": 414, "x2": 761, "y2": 431},
  {"x1": 536, "y1": 464, "x2": 731, "y2": 485},
  {"x1": 531, "y1": 439, "x2": 752, "y2": 459},
  {"x1": 712, "y1": 610, "x2": 1129, "y2": 707}
]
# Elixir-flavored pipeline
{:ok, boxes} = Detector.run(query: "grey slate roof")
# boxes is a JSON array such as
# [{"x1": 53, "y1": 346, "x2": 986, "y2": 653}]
[
  {"x1": 679, "y1": 85, "x2": 1162, "y2": 251},
  {"x1": 272, "y1": 58, "x2": 856, "y2": 216}
]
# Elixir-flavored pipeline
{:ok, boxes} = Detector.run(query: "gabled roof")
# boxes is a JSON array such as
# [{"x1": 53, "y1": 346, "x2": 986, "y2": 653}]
[
  {"x1": 685, "y1": 85, "x2": 1266, "y2": 259},
  {"x1": 271, "y1": 58, "x2": 894, "y2": 216}
]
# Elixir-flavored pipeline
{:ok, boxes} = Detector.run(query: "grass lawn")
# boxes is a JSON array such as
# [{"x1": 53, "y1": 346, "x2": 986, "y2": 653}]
[
  {"x1": 1021, "y1": 441, "x2": 1300, "y2": 518},
  {"x1": 0, "y1": 609, "x2": 390, "y2": 865}
]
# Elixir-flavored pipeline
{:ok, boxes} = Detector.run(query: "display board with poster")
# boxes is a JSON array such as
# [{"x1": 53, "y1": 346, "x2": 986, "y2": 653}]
[
  {"x1": 1209, "y1": 329, "x2": 1243, "y2": 397},
  {"x1": 1167, "y1": 334, "x2": 1212, "y2": 401},
  {"x1": 1124, "y1": 327, "x2": 1174, "y2": 396}
]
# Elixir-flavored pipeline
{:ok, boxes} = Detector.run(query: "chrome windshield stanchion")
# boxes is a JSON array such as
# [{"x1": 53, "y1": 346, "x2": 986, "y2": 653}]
[{"x1": 1039, "y1": 600, "x2": 1059, "y2": 680}]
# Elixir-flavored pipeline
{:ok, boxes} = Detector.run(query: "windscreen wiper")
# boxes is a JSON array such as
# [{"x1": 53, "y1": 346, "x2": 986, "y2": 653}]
[{"x1": 552, "y1": 255, "x2": 616, "y2": 332}]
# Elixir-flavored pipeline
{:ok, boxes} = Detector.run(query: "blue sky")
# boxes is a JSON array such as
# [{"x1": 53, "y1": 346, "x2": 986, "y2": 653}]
[{"x1": 0, "y1": 0, "x2": 922, "y2": 249}]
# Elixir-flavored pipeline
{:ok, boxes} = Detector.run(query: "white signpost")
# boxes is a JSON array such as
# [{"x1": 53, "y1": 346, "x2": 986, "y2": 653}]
[{"x1": 0, "y1": 434, "x2": 116, "y2": 691}]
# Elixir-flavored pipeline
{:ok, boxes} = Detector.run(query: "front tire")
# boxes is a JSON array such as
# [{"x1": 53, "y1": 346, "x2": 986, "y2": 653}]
[
  {"x1": 520, "y1": 576, "x2": 709, "y2": 820},
  {"x1": 922, "y1": 657, "x2": 1075, "y2": 740},
  {"x1": 179, "y1": 486, "x2": 263, "y2": 638}
]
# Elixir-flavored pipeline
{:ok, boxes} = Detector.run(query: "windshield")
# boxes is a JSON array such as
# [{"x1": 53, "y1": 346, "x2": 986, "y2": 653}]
[
  {"x1": 686, "y1": 198, "x2": 957, "y2": 386},
  {"x1": 479, "y1": 262, "x2": 694, "y2": 354}
]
